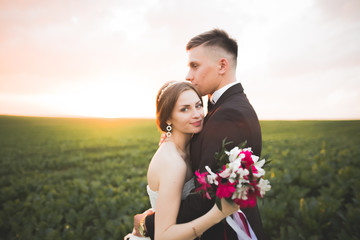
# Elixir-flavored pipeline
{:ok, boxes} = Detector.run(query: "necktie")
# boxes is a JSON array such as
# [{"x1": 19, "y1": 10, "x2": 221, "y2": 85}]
[{"x1": 207, "y1": 99, "x2": 214, "y2": 112}]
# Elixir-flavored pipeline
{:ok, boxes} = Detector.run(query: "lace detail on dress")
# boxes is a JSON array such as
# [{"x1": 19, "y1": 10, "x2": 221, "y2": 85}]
[{"x1": 146, "y1": 177, "x2": 195, "y2": 211}]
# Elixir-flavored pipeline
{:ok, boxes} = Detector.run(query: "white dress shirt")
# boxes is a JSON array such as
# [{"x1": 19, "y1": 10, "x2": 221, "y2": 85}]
[{"x1": 210, "y1": 81, "x2": 238, "y2": 104}]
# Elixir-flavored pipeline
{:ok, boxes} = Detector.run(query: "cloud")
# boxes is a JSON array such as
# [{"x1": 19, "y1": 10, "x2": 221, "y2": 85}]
[
  {"x1": 0, "y1": 0, "x2": 359, "y2": 119},
  {"x1": 316, "y1": 0, "x2": 360, "y2": 22}
]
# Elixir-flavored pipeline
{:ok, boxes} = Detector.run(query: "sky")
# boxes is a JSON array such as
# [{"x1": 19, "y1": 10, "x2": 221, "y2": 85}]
[{"x1": 0, "y1": 0, "x2": 359, "y2": 120}]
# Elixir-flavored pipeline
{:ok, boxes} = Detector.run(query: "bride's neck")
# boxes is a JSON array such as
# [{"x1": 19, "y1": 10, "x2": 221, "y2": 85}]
[{"x1": 166, "y1": 131, "x2": 191, "y2": 154}]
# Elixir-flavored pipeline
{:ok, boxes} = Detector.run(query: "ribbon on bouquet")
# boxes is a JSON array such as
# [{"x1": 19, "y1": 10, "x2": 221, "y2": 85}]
[{"x1": 226, "y1": 210, "x2": 257, "y2": 240}]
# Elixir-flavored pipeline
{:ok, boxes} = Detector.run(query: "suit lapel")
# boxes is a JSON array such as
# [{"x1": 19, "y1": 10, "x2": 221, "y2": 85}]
[
  {"x1": 192, "y1": 83, "x2": 245, "y2": 170},
  {"x1": 204, "y1": 83, "x2": 244, "y2": 122}
]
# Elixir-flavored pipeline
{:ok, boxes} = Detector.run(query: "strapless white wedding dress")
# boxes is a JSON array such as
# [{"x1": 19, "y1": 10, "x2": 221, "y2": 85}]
[
  {"x1": 147, "y1": 177, "x2": 195, "y2": 210},
  {"x1": 127, "y1": 178, "x2": 257, "y2": 240},
  {"x1": 127, "y1": 178, "x2": 195, "y2": 240}
]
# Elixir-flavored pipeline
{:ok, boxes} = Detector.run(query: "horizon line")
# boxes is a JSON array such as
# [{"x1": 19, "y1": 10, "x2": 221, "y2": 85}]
[{"x1": 1, "y1": 114, "x2": 359, "y2": 121}]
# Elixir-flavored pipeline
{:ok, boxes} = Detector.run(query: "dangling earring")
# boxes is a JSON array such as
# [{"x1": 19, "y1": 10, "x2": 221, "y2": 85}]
[{"x1": 166, "y1": 124, "x2": 172, "y2": 137}]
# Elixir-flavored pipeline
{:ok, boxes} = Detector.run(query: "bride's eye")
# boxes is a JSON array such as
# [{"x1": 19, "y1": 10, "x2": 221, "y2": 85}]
[
  {"x1": 196, "y1": 103, "x2": 203, "y2": 109},
  {"x1": 181, "y1": 107, "x2": 189, "y2": 112}
]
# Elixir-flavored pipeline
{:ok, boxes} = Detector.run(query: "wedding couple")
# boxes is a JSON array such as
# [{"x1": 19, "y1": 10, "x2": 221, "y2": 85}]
[{"x1": 125, "y1": 29, "x2": 266, "y2": 240}]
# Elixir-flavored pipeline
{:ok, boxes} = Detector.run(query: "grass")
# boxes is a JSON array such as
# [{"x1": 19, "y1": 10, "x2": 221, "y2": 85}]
[{"x1": 0, "y1": 116, "x2": 359, "y2": 239}]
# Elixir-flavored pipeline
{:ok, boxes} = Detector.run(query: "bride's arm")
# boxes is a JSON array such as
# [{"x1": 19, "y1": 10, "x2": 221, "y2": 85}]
[{"x1": 154, "y1": 154, "x2": 237, "y2": 240}]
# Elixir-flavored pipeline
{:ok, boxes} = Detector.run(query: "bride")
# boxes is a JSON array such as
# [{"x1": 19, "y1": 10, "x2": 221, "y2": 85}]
[{"x1": 124, "y1": 81, "x2": 239, "y2": 240}]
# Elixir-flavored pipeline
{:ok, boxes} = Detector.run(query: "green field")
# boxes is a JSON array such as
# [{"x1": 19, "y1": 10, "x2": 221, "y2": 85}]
[{"x1": 0, "y1": 116, "x2": 359, "y2": 240}]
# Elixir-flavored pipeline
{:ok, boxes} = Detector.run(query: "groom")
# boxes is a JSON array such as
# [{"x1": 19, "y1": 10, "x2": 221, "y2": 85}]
[{"x1": 143, "y1": 29, "x2": 267, "y2": 239}]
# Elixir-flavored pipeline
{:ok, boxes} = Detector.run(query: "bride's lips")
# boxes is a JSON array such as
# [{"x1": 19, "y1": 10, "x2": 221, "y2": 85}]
[{"x1": 191, "y1": 120, "x2": 202, "y2": 127}]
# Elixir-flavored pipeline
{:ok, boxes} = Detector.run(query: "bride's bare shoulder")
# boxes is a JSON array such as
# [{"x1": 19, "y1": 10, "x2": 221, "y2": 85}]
[
  {"x1": 148, "y1": 141, "x2": 187, "y2": 190},
  {"x1": 151, "y1": 141, "x2": 184, "y2": 166}
]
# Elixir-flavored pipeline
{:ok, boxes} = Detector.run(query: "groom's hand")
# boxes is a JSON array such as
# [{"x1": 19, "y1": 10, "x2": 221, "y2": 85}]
[
  {"x1": 158, "y1": 133, "x2": 167, "y2": 146},
  {"x1": 133, "y1": 209, "x2": 154, "y2": 236},
  {"x1": 133, "y1": 214, "x2": 142, "y2": 236}
]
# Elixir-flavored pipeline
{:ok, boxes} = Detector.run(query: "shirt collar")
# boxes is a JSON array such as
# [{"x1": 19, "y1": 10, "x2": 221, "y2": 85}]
[{"x1": 210, "y1": 82, "x2": 238, "y2": 104}]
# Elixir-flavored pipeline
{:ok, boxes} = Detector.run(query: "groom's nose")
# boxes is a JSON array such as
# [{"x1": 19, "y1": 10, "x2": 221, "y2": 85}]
[{"x1": 186, "y1": 71, "x2": 193, "y2": 82}]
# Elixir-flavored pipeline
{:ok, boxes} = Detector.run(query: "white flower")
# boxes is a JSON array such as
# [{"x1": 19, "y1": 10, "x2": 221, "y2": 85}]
[
  {"x1": 237, "y1": 167, "x2": 249, "y2": 179},
  {"x1": 229, "y1": 159, "x2": 241, "y2": 170},
  {"x1": 225, "y1": 147, "x2": 242, "y2": 162},
  {"x1": 258, "y1": 178, "x2": 271, "y2": 196},
  {"x1": 219, "y1": 167, "x2": 231, "y2": 178},
  {"x1": 223, "y1": 158, "x2": 249, "y2": 183},
  {"x1": 255, "y1": 158, "x2": 265, "y2": 168},
  {"x1": 205, "y1": 166, "x2": 218, "y2": 185},
  {"x1": 253, "y1": 169, "x2": 265, "y2": 178},
  {"x1": 243, "y1": 147, "x2": 252, "y2": 153},
  {"x1": 229, "y1": 160, "x2": 240, "y2": 174},
  {"x1": 232, "y1": 181, "x2": 249, "y2": 200},
  {"x1": 252, "y1": 155, "x2": 259, "y2": 163},
  {"x1": 220, "y1": 161, "x2": 239, "y2": 183},
  {"x1": 253, "y1": 158, "x2": 266, "y2": 178},
  {"x1": 229, "y1": 173, "x2": 237, "y2": 183}
]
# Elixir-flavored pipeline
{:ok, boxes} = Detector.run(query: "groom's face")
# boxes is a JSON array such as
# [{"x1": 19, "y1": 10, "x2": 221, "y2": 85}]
[{"x1": 186, "y1": 45, "x2": 220, "y2": 96}]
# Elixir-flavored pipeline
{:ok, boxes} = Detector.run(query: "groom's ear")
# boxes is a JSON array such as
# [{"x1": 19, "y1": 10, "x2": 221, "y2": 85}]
[{"x1": 218, "y1": 58, "x2": 229, "y2": 74}]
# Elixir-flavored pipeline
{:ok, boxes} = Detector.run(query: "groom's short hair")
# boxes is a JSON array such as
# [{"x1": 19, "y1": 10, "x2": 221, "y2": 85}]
[{"x1": 186, "y1": 29, "x2": 238, "y2": 65}]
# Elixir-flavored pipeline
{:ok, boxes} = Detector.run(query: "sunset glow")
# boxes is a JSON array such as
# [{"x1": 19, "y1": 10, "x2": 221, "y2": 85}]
[{"x1": 1, "y1": 0, "x2": 359, "y2": 120}]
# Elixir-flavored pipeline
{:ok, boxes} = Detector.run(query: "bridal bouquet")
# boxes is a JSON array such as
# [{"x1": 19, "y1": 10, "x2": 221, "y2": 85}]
[{"x1": 195, "y1": 140, "x2": 271, "y2": 209}]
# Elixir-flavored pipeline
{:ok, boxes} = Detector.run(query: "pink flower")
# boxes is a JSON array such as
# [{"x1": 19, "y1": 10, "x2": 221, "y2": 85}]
[
  {"x1": 241, "y1": 150, "x2": 254, "y2": 169},
  {"x1": 196, "y1": 184, "x2": 212, "y2": 199},
  {"x1": 234, "y1": 190, "x2": 257, "y2": 208},
  {"x1": 246, "y1": 192, "x2": 257, "y2": 207},
  {"x1": 251, "y1": 165, "x2": 258, "y2": 175},
  {"x1": 195, "y1": 170, "x2": 212, "y2": 199},
  {"x1": 216, "y1": 180, "x2": 236, "y2": 199},
  {"x1": 195, "y1": 143, "x2": 270, "y2": 209},
  {"x1": 195, "y1": 170, "x2": 209, "y2": 186}
]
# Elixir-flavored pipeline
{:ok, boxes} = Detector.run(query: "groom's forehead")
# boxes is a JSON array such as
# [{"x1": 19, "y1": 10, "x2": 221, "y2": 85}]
[
  {"x1": 187, "y1": 45, "x2": 220, "y2": 63},
  {"x1": 187, "y1": 45, "x2": 207, "y2": 57}
]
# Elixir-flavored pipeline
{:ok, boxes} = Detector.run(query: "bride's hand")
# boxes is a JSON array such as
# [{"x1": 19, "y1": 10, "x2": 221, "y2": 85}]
[{"x1": 218, "y1": 198, "x2": 240, "y2": 217}]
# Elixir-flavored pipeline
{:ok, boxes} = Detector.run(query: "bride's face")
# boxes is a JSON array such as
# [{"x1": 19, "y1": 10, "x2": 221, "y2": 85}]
[{"x1": 169, "y1": 89, "x2": 204, "y2": 135}]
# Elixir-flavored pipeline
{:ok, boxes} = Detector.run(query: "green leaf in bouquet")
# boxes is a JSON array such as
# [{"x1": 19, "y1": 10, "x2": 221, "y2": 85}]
[
  {"x1": 237, "y1": 140, "x2": 248, "y2": 149},
  {"x1": 215, "y1": 197, "x2": 222, "y2": 211},
  {"x1": 215, "y1": 138, "x2": 232, "y2": 167},
  {"x1": 261, "y1": 153, "x2": 272, "y2": 168},
  {"x1": 248, "y1": 164, "x2": 254, "y2": 179},
  {"x1": 256, "y1": 177, "x2": 261, "y2": 184}
]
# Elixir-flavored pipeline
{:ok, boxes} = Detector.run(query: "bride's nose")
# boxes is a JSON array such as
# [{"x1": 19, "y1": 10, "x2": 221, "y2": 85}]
[{"x1": 192, "y1": 108, "x2": 202, "y2": 118}]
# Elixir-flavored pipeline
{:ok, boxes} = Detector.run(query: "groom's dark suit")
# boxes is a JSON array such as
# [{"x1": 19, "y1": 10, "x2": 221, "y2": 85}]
[{"x1": 145, "y1": 83, "x2": 266, "y2": 239}]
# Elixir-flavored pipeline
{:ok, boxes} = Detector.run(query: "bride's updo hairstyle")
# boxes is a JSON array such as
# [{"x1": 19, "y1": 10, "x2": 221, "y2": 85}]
[{"x1": 156, "y1": 81, "x2": 202, "y2": 132}]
